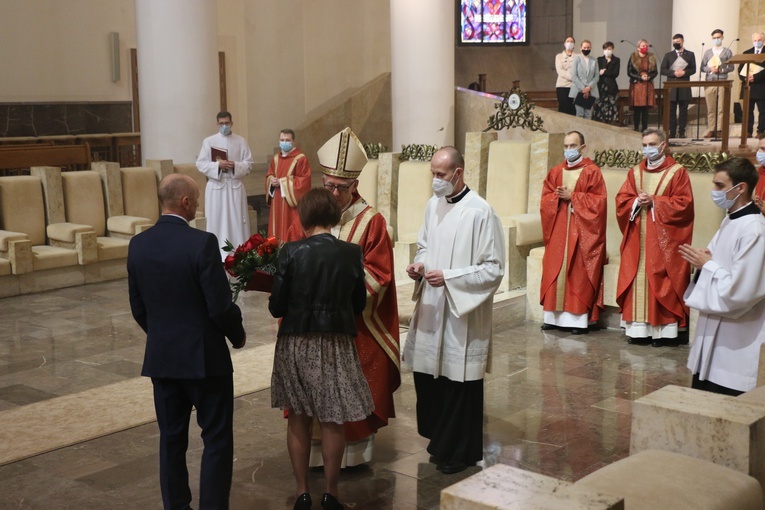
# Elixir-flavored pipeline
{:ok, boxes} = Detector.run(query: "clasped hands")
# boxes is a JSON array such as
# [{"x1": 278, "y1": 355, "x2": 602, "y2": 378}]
[
  {"x1": 678, "y1": 244, "x2": 711, "y2": 269},
  {"x1": 555, "y1": 186, "x2": 571, "y2": 201},
  {"x1": 636, "y1": 191, "x2": 653, "y2": 207},
  {"x1": 269, "y1": 176, "x2": 280, "y2": 188},
  {"x1": 406, "y1": 262, "x2": 445, "y2": 287},
  {"x1": 219, "y1": 159, "x2": 235, "y2": 172}
]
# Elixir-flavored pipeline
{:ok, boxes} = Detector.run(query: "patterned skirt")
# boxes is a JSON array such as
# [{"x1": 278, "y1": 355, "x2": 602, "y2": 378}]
[{"x1": 271, "y1": 332, "x2": 374, "y2": 424}]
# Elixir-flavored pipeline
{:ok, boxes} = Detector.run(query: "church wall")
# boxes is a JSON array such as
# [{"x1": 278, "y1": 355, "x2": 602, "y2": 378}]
[{"x1": 0, "y1": 0, "x2": 136, "y2": 103}]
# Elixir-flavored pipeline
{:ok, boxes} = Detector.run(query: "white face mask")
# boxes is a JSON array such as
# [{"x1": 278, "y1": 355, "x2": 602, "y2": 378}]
[
  {"x1": 757, "y1": 149, "x2": 765, "y2": 166},
  {"x1": 432, "y1": 171, "x2": 458, "y2": 198},
  {"x1": 564, "y1": 42, "x2": 574, "y2": 51},
  {"x1": 604, "y1": 49, "x2": 613, "y2": 58}
]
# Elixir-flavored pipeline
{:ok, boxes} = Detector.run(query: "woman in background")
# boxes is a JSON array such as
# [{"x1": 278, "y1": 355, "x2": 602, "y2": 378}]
[
  {"x1": 628, "y1": 39, "x2": 658, "y2": 132},
  {"x1": 593, "y1": 41, "x2": 621, "y2": 124},
  {"x1": 555, "y1": 36, "x2": 577, "y2": 115},
  {"x1": 269, "y1": 188, "x2": 373, "y2": 510}
]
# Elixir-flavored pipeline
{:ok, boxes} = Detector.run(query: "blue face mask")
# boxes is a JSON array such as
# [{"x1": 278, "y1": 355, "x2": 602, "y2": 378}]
[
  {"x1": 712, "y1": 38, "x2": 722, "y2": 47},
  {"x1": 564, "y1": 147, "x2": 581, "y2": 162},
  {"x1": 279, "y1": 141, "x2": 293, "y2": 153},
  {"x1": 757, "y1": 150, "x2": 765, "y2": 167},
  {"x1": 642, "y1": 144, "x2": 663, "y2": 161},
  {"x1": 756, "y1": 41, "x2": 764, "y2": 50},
  {"x1": 711, "y1": 183, "x2": 741, "y2": 210},
  {"x1": 219, "y1": 125, "x2": 232, "y2": 136}
]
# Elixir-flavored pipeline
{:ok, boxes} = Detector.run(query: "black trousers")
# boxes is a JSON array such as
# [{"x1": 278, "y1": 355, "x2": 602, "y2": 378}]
[
  {"x1": 413, "y1": 372, "x2": 484, "y2": 465},
  {"x1": 152, "y1": 375, "x2": 234, "y2": 510},
  {"x1": 633, "y1": 106, "x2": 649, "y2": 132},
  {"x1": 669, "y1": 100, "x2": 689, "y2": 135},
  {"x1": 747, "y1": 97, "x2": 765, "y2": 135},
  {"x1": 556, "y1": 87, "x2": 575, "y2": 115},
  {"x1": 691, "y1": 373, "x2": 743, "y2": 397}
]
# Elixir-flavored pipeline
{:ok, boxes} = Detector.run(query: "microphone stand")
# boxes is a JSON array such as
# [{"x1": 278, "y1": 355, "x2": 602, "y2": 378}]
[
  {"x1": 712, "y1": 38, "x2": 739, "y2": 142},
  {"x1": 621, "y1": 40, "x2": 637, "y2": 128},
  {"x1": 693, "y1": 42, "x2": 706, "y2": 141},
  {"x1": 654, "y1": 44, "x2": 663, "y2": 129}
]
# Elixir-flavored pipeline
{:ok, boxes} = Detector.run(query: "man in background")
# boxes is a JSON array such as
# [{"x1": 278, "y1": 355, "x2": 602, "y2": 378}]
[
  {"x1": 196, "y1": 111, "x2": 254, "y2": 258},
  {"x1": 265, "y1": 128, "x2": 311, "y2": 242},
  {"x1": 660, "y1": 34, "x2": 696, "y2": 138}
]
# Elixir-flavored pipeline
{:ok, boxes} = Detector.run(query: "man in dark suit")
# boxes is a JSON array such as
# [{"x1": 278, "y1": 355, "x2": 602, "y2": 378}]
[
  {"x1": 128, "y1": 173, "x2": 246, "y2": 510},
  {"x1": 661, "y1": 33, "x2": 697, "y2": 138},
  {"x1": 739, "y1": 32, "x2": 765, "y2": 138}
]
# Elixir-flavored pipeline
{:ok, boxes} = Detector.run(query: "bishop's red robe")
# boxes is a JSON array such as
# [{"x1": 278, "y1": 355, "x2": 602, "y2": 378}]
[
  {"x1": 265, "y1": 149, "x2": 311, "y2": 242},
  {"x1": 756, "y1": 166, "x2": 765, "y2": 207},
  {"x1": 616, "y1": 156, "x2": 694, "y2": 328},
  {"x1": 331, "y1": 194, "x2": 401, "y2": 441},
  {"x1": 540, "y1": 158, "x2": 607, "y2": 320}
]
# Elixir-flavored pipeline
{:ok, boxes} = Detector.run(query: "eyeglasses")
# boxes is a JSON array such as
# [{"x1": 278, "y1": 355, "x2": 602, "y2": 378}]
[{"x1": 323, "y1": 183, "x2": 352, "y2": 193}]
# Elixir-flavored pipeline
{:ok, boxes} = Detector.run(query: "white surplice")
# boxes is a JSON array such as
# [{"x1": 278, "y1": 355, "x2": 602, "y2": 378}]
[
  {"x1": 403, "y1": 190, "x2": 505, "y2": 382},
  {"x1": 196, "y1": 132, "x2": 254, "y2": 259},
  {"x1": 686, "y1": 206, "x2": 765, "y2": 392}
]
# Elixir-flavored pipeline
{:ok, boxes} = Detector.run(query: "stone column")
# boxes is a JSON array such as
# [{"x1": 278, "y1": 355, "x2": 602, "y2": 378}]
[
  {"x1": 134, "y1": 0, "x2": 219, "y2": 165},
  {"x1": 390, "y1": 0, "x2": 454, "y2": 149}
]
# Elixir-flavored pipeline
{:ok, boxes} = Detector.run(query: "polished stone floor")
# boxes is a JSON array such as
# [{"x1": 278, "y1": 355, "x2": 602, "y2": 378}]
[{"x1": 0, "y1": 280, "x2": 692, "y2": 509}]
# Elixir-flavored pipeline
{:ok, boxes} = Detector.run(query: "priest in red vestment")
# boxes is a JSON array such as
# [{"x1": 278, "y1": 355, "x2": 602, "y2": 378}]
[
  {"x1": 616, "y1": 128, "x2": 694, "y2": 347},
  {"x1": 265, "y1": 129, "x2": 312, "y2": 242},
  {"x1": 540, "y1": 131, "x2": 607, "y2": 334},
  {"x1": 754, "y1": 136, "x2": 765, "y2": 213},
  {"x1": 309, "y1": 127, "x2": 401, "y2": 467}
]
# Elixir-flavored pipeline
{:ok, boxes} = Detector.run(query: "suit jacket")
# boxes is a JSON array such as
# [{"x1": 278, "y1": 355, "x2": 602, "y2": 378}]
[
  {"x1": 739, "y1": 47, "x2": 765, "y2": 100},
  {"x1": 661, "y1": 49, "x2": 697, "y2": 101},
  {"x1": 128, "y1": 215, "x2": 245, "y2": 379},
  {"x1": 269, "y1": 233, "x2": 366, "y2": 337},
  {"x1": 596, "y1": 55, "x2": 621, "y2": 97},
  {"x1": 569, "y1": 54, "x2": 600, "y2": 99}
]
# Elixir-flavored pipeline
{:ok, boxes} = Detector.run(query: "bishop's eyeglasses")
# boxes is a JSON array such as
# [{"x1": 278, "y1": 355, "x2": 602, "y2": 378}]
[{"x1": 323, "y1": 183, "x2": 352, "y2": 193}]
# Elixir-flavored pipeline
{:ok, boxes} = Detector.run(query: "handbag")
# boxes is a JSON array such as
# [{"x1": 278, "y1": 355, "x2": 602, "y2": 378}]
[{"x1": 574, "y1": 92, "x2": 596, "y2": 109}]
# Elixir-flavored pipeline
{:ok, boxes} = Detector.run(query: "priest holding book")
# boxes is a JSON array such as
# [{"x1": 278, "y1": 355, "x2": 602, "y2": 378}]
[{"x1": 196, "y1": 111, "x2": 254, "y2": 259}]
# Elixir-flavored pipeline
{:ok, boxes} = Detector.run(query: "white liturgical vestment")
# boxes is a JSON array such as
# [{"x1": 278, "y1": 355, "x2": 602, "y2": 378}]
[
  {"x1": 196, "y1": 132, "x2": 254, "y2": 259},
  {"x1": 403, "y1": 190, "x2": 505, "y2": 382},
  {"x1": 686, "y1": 204, "x2": 765, "y2": 392}
]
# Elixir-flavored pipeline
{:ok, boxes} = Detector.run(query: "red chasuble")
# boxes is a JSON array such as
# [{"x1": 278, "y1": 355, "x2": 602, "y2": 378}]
[
  {"x1": 756, "y1": 166, "x2": 765, "y2": 205},
  {"x1": 265, "y1": 150, "x2": 311, "y2": 242},
  {"x1": 335, "y1": 194, "x2": 401, "y2": 441},
  {"x1": 615, "y1": 156, "x2": 694, "y2": 327},
  {"x1": 540, "y1": 158, "x2": 607, "y2": 320}
]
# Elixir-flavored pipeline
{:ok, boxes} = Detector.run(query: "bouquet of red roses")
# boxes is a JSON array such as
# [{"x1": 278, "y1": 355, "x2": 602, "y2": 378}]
[{"x1": 223, "y1": 233, "x2": 281, "y2": 301}]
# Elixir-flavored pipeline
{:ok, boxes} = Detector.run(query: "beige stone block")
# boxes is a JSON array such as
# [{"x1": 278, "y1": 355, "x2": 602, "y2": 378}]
[
  {"x1": 0, "y1": 273, "x2": 19, "y2": 297},
  {"x1": 528, "y1": 133, "x2": 564, "y2": 214},
  {"x1": 464, "y1": 132, "x2": 497, "y2": 198},
  {"x1": 84, "y1": 259, "x2": 128, "y2": 284},
  {"x1": 146, "y1": 159, "x2": 174, "y2": 181},
  {"x1": 578, "y1": 450, "x2": 763, "y2": 510},
  {"x1": 376, "y1": 152, "x2": 400, "y2": 232},
  {"x1": 440, "y1": 464, "x2": 622, "y2": 510},
  {"x1": 19, "y1": 266, "x2": 85, "y2": 294},
  {"x1": 9, "y1": 239, "x2": 33, "y2": 274},
  {"x1": 630, "y1": 384, "x2": 765, "y2": 494},
  {"x1": 30, "y1": 166, "x2": 66, "y2": 226},
  {"x1": 487, "y1": 141, "x2": 530, "y2": 217},
  {"x1": 393, "y1": 239, "x2": 418, "y2": 285},
  {"x1": 395, "y1": 161, "x2": 431, "y2": 241},
  {"x1": 92, "y1": 161, "x2": 125, "y2": 218},
  {"x1": 526, "y1": 246, "x2": 544, "y2": 321}
]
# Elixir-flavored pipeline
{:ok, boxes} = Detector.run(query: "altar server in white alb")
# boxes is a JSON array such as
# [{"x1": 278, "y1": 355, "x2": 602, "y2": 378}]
[
  {"x1": 196, "y1": 111, "x2": 254, "y2": 259},
  {"x1": 404, "y1": 146, "x2": 504, "y2": 475},
  {"x1": 681, "y1": 157, "x2": 765, "y2": 396}
]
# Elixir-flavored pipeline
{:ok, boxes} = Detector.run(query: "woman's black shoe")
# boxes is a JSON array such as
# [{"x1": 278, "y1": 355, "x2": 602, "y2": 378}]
[
  {"x1": 293, "y1": 492, "x2": 312, "y2": 510},
  {"x1": 321, "y1": 493, "x2": 344, "y2": 510}
]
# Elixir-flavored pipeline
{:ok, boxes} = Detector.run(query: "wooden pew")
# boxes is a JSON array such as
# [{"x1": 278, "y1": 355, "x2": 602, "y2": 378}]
[{"x1": 0, "y1": 143, "x2": 92, "y2": 175}]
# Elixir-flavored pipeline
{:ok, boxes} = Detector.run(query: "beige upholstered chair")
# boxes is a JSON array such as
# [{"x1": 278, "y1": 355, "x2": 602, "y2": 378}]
[
  {"x1": 121, "y1": 167, "x2": 160, "y2": 224},
  {"x1": 60, "y1": 171, "x2": 131, "y2": 261},
  {"x1": 173, "y1": 163, "x2": 207, "y2": 231},
  {"x1": 0, "y1": 175, "x2": 85, "y2": 272}
]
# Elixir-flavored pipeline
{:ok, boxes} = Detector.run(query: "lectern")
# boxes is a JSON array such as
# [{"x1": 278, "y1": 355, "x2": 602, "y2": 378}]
[{"x1": 729, "y1": 53, "x2": 765, "y2": 148}]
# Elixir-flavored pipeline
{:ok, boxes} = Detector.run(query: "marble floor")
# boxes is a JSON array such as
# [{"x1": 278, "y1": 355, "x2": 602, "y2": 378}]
[{"x1": 0, "y1": 280, "x2": 692, "y2": 509}]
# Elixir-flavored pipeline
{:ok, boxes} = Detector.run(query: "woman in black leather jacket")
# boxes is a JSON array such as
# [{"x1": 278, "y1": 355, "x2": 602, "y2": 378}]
[{"x1": 269, "y1": 187, "x2": 373, "y2": 510}]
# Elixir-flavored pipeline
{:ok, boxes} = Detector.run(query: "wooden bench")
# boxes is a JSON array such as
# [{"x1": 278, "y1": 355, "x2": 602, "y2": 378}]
[{"x1": 0, "y1": 143, "x2": 92, "y2": 175}]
